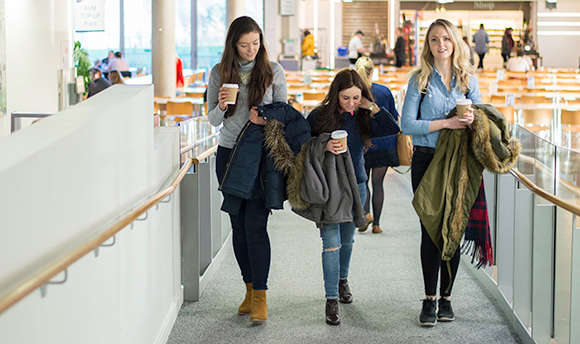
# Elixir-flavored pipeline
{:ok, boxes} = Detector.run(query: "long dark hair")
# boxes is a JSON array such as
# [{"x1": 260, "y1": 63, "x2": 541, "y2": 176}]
[
  {"x1": 219, "y1": 16, "x2": 273, "y2": 118},
  {"x1": 312, "y1": 69, "x2": 374, "y2": 145}
]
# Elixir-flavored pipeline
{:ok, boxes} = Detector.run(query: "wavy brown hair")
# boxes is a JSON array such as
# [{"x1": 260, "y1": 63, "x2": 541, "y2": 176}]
[
  {"x1": 219, "y1": 16, "x2": 273, "y2": 118},
  {"x1": 311, "y1": 69, "x2": 373, "y2": 145}
]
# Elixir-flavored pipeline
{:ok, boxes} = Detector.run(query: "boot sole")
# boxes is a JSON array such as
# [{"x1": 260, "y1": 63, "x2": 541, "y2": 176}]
[
  {"x1": 437, "y1": 316, "x2": 455, "y2": 322},
  {"x1": 418, "y1": 316, "x2": 437, "y2": 327},
  {"x1": 325, "y1": 319, "x2": 340, "y2": 326}
]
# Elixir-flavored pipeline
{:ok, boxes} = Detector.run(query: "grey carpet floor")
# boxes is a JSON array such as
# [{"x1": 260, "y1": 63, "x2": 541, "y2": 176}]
[{"x1": 167, "y1": 170, "x2": 520, "y2": 344}]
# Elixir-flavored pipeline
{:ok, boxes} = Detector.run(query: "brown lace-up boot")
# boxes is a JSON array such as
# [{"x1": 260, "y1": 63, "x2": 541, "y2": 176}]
[{"x1": 237, "y1": 282, "x2": 253, "y2": 315}]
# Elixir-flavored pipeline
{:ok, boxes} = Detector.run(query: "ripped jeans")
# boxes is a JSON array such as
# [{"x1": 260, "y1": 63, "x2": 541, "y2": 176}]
[{"x1": 319, "y1": 182, "x2": 366, "y2": 299}]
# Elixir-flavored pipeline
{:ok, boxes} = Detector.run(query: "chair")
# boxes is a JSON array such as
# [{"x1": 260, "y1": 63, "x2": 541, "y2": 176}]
[
  {"x1": 519, "y1": 95, "x2": 552, "y2": 105},
  {"x1": 490, "y1": 95, "x2": 505, "y2": 105},
  {"x1": 561, "y1": 109, "x2": 580, "y2": 126},
  {"x1": 520, "y1": 108, "x2": 553, "y2": 134},
  {"x1": 560, "y1": 109, "x2": 580, "y2": 148},
  {"x1": 302, "y1": 91, "x2": 326, "y2": 102},
  {"x1": 167, "y1": 100, "x2": 194, "y2": 115}
]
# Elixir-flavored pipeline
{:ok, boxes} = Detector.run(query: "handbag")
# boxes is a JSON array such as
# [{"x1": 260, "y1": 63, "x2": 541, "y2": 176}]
[{"x1": 397, "y1": 133, "x2": 413, "y2": 166}]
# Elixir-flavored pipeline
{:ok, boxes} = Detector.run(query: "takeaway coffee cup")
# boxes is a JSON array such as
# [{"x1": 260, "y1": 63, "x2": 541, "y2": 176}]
[
  {"x1": 455, "y1": 98, "x2": 472, "y2": 121},
  {"x1": 331, "y1": 130, "x2": 348, "y2": 154},
  {"x1": 222, "y1": 83, "x2": 239, "y2": 105}
]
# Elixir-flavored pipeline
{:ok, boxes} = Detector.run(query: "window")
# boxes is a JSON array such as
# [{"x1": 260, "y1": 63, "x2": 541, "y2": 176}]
[
  {"x1": 176, "y1": 0, "x2": 191, "y2": 70},
  {"x1": 123, "y1": 0, "x2": 152, "y2": 74},
  {"x1": 197, "y1": 0, "x2": 226, "y2": 73},
  {"x1": 74, "y1": 0, "x2": 121, "y2": 68}
]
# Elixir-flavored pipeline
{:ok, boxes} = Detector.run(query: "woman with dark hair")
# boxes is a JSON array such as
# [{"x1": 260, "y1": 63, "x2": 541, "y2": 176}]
[
  {"x1": 401, "y1": 18, "x2": 481, "y2": 327},
  {"x1": 207, "y1": 16, "x2": 287, "y2": 324},
  {"x1": 501, "y1": 27, "x2": 514, "y2": 63},
  {"x1": 306, "y1": 69, "x2": 399, "y2": 326}
]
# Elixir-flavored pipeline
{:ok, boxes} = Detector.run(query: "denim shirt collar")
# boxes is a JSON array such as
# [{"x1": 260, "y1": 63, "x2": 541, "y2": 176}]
[{"x1": 432, "y1": 66, "x2": 457, "y2": 90}]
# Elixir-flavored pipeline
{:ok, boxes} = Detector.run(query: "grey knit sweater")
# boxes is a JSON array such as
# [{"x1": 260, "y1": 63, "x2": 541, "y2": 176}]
[{"x1": 207, "y1": 60, "x2": 287, "y2": 148}]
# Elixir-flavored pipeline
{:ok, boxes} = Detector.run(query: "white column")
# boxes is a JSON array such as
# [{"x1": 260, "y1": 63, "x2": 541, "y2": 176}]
[
  {"x1": 227, "y1": 0, "x2": 245, "y2": 26},
  {"x1": 152, "y1": 0, "x2": 176, "y2": 98},
  {"x1": 4, "y1": 0, "x2": 59, "y2": 124}
]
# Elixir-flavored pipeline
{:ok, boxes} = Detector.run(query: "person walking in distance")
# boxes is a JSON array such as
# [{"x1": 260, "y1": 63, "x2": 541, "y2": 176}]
[{"x1": 472, "y1": 24, "x2": 489, "y2": 70}]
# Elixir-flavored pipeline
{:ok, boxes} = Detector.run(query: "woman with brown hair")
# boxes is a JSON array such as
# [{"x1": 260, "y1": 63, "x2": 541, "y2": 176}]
[
  {"x1": 306, "y1": 69, "x2": 399, "y2": 326},
  {"x1": 207, "y1": 16, "x2": 287, "y2": 324}
]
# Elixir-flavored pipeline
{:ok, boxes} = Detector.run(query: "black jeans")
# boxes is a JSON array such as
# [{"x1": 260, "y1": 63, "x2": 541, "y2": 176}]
[
  {"x1": 477, "y1": 52, "x2": 486, "y2": 69},
  {"x1": 411, "y1": 149, "x2": 460, "y2": 297},
  {"x1": 216, "y1": 146, "x2": 271, "y2": 290}
]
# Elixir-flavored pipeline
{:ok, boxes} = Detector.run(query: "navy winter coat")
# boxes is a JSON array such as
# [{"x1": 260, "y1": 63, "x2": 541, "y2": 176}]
[{"x1": 218, "y1": 102, "x2": 311, "y2": 214}]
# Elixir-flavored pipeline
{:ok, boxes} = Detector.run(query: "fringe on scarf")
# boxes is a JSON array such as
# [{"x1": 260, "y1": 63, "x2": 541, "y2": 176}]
[{"x1": 461, "y1": 178, "x2": 494, "y2": 269}]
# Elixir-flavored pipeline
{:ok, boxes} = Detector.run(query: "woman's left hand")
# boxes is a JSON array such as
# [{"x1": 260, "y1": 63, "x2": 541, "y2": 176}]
[
  {"x1": 462, "y1": 106, "x2": 475, "y2": 126},
  {"x1": 249, "y1": 106, "x2": 266, "y2": 126}
]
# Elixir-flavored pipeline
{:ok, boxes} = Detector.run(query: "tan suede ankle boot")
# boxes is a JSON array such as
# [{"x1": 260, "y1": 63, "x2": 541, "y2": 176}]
[
  {"x1": 250, "y1": 289, "x2": 267, "y2": 323},
  {"x1": 238, "y1": 282, "x2": 253, "y2": 315}
]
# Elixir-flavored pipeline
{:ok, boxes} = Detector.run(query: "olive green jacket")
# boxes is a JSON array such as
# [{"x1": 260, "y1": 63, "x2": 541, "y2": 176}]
[{"x1": 412, "y1": 104, "x2": 521, "y2": 261}]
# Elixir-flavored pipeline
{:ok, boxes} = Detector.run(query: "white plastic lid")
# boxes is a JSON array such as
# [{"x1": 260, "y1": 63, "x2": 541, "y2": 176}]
[{"x1": 331, "y1": 130, "x2": 348, "y2": 139}]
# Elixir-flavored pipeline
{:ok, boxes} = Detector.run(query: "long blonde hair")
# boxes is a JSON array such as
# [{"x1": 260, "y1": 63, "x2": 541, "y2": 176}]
[
  {"x1": 354, "y1": 56, "x2": 374, "y2": 90},
  {"x1": 412, "y1": 19, "x2": 473, "y2": 94}
]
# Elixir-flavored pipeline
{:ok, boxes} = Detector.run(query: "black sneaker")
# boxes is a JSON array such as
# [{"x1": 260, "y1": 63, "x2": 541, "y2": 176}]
[
  {"x1": 437, "y1": 298, "x2": 455, "y2": 322},
  {"x1": 419, "y1": 299, "x2": 437, "y2": 327},
  {"x1": 338, "y1": 279, "x2": 353, "y2": 304}
]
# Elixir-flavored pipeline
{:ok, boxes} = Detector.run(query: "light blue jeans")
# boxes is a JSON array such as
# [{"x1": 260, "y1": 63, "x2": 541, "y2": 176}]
[{"x1": 320, "y1": 182, "x2": 366, "y2": 299}]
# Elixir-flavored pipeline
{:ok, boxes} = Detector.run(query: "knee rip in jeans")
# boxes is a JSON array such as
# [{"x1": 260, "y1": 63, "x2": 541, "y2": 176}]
[{"x1": 324, "y1": 245, "x2": 341, "y2": 252}]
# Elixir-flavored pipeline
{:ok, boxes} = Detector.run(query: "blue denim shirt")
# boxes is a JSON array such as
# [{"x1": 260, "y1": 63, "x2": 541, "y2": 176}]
[{"x1": 401, "y1": 69, "x2": 482, "y2": 148}]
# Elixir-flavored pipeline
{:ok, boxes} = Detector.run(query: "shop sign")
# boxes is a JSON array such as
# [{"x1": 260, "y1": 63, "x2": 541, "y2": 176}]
[
  {"x1": 474, "y1": 1, "x2": 495, "y2": 10},
  {"x1": 280, "y1": 0, "x2": 295, "y2": 16},
  {"x1": 74, "y1": 0, "x2": 105, "y2": 32}
]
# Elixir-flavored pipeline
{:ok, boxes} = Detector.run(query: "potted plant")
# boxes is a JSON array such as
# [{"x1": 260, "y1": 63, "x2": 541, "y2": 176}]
[{"x1": 73, "y1": 41, "x2": 91, "y2": 97}]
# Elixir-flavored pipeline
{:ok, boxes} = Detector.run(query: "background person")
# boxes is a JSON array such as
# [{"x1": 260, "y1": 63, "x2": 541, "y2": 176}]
[
  {"x1": 354, "y1": 56, "x2": 399, "y2": 234},
  {"x1": 472, "y1": 24, "x2": 489, "y2": 70},
  {"x1": 107, "y1": 51, "x2": 130, "y2": 76},
  {"x1": 348, "y1": 30, "x2": 369, "y2": 65},
  {"x1": 108, "y1": 70, "x2": 125, "y2": 85},
  {"x1": 207, "y1": 16, "x2": 287, "y2": 324},
  {"x1": 401, "y1": 18, "x2": 481, "y2": 328},
  {"x1": 87, "y1": 68, "x2": 111, "y2": 98},
  {"x1": 501, "y1": 27, "x2": 514, "y2": 63},
  {"x1": 301, "y1": 30, "x2": 315, "y2": 58},
  {"x1": 394, "y1": 27, "x2": 406, "y2": 68}
]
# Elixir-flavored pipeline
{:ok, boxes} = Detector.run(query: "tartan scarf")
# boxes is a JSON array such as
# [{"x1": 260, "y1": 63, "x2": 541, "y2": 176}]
[{"x1": 461, "y1": 177, "x2": 494, "y2": 268}]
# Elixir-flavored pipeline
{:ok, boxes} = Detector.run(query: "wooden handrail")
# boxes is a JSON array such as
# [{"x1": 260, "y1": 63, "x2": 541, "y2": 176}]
[
  {"x1": 511, "y1": 169, "x2": 580, "y2": 216},
  {"x1": 0, "y1": 144, "x2": 217, "y2": 315},
  {"x1": 193, "y1": 145, "x2": 218, "y2": 164}
]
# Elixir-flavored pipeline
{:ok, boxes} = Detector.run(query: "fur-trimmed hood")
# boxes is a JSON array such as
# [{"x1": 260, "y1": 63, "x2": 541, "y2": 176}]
[{"x1": 412, "y1": 104, "x2": 520, "y2": 261}]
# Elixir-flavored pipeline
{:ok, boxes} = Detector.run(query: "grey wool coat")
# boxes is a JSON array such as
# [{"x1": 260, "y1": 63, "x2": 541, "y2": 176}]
[{"x1": 287, "y1": 133, "x2": 365, "y2": 228}]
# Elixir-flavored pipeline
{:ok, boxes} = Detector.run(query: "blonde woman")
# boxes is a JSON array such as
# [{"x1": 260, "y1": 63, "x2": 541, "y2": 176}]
[
  {"x1": 354, "y1": 57, "x2": 399, "y2": 234},
  {"x1": 401, "y1": 19, "x2": 481, "y2": 327}
]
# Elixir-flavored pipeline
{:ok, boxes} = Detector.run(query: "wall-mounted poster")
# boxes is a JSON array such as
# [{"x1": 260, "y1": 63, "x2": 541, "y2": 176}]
[
  {"x1": 0, "y1": 0, "x2": 6, "y2": 116},
  {"x1": 74, "y1": 0, "x2": 105, "y2": 32},
  {"x1": 280, "y1": 0, "x2": 295, "y2": 16}
]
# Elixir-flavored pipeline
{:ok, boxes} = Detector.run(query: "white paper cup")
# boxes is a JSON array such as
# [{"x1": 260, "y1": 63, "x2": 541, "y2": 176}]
[
  {"x1": 222, "y1": 83, "x2": 239, "y2": 105},
  {"x1": 455, "y1": 98, "x2": 472, "y2": 121},
  {"x1": 331, "y1": 130, "x2": 348, "y2": 154}
]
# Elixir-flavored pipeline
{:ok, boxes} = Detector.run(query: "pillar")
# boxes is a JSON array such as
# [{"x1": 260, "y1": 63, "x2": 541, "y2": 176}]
[
  {"x1": 152, "y1": 0, "x2": 176, "y2": 98},
  {"x1": 227, "y1": 0, "x2": 244, "y2": 26}
]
